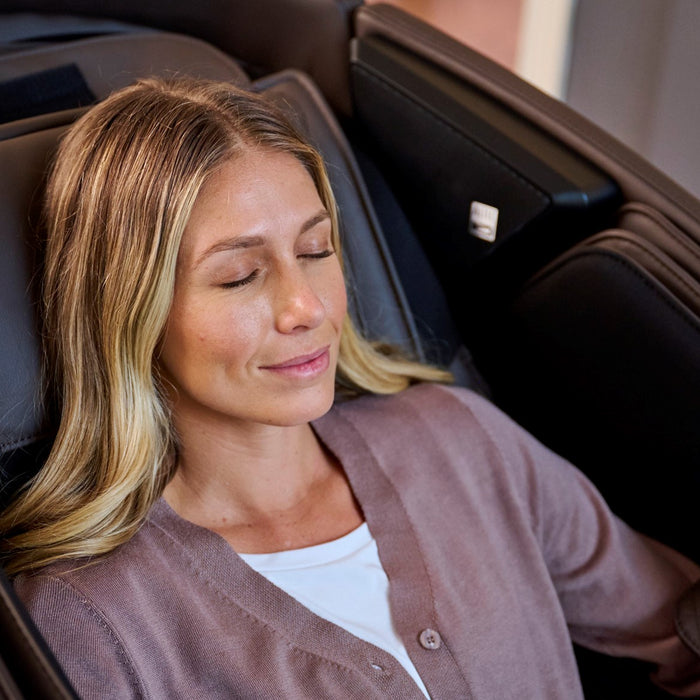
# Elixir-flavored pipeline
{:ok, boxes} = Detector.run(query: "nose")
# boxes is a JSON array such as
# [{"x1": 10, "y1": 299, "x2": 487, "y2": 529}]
[{"x1": 274, "y1": 265, "x2": 326, "y2": 334}]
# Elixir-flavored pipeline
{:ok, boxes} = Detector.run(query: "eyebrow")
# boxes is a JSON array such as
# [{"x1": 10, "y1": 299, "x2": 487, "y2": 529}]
[
  {"x1": 193, "y1": 208, "x2": 331, "y2": 268},
  {"x1": 300, "y1": 209, "x2": 331, "y2": 234}
]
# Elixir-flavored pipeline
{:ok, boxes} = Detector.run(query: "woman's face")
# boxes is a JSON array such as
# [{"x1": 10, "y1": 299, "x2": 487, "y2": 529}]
[{"x1": 159, "y1": 149, "x2": 347, "y2": 432}]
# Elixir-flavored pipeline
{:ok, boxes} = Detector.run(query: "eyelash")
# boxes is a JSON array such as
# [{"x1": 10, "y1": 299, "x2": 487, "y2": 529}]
[
  {"x1": 221, "y1": 270, "x2": 259, "y2": 289},
  {"x1": 220, "y1": 250, "x2": 334, "y2": 289},
  {"x1": 300, "y1": 249, "x2": 334, "y2": 260}
]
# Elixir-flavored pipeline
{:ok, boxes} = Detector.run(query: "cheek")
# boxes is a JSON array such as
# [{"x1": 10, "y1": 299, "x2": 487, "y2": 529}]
[
  {"x1": 324, "y1": 266, "x2": 348, "y2": 327},
  {"x1": 198, "y1": 302, "x2": 269, "y2": 368},
  {"x1": 162, "y1": 299, "x2": 265, "y2": 379}
]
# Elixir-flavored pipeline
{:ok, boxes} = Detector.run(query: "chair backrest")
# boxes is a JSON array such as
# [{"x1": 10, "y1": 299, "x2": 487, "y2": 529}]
[
  {"x1": 0, "y1": 28, "x2": 250, "y2": 501},
  {"x1": 0, "y1": 24, "x2": 482, "y2": 501},
  {"x1": 1, "y1": 1, "x2": 362, "y2": 115},
  {"x1": 0, "y1": 21, "x2": 484, "y2": 698}
]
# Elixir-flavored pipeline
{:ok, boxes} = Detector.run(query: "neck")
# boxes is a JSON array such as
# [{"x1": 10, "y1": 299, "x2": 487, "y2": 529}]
[
  {"x1": 165, "y1": 412, "x2": 325, "y2": 517},
  {"x1": 162, "y1": 410, "x2": 363, "y2": 552}
]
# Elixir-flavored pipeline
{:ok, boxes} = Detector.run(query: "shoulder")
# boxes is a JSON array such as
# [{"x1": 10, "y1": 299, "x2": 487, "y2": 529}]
[
  {"x1": 15, "y1": 564, "x2": 123, "y2": 644},
  {"x1": 327, "y1": 383, "x2": 542, "y2": 460},
  {"x1": 13, "y1": 518, "x2": 165, "y2": 635},
  {"x1": 14, "y1": 564, "x2": 145, "y2": 698},
  {"x1": 11, "y1": 508, "x2": 200, "y2": 698},
  {"x1": 330, "y1": 382, "x2": 479, "y2": 429},
  {"x1": 12, "y1": 507, "x2": 183, "y2": 642},
  {"x1": 320, "y1": 384, "x2": 526, "y2": 492},
  {"x1": 320, "y1": 383, "x2": 594, "y2": 525},
  {"x1": 14, "y1": 505, "x2": 193, "y2": 613}
]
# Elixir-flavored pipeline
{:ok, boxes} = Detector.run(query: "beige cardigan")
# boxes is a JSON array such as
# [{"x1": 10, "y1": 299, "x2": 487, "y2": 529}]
[{"x1": 14, "y1": 385, "x2": 700, "y2": 698}]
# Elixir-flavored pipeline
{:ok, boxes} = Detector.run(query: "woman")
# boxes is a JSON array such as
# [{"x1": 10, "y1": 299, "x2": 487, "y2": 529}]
[{"x1": 2, "y1": 77, "x2": 699, "y2": 699}]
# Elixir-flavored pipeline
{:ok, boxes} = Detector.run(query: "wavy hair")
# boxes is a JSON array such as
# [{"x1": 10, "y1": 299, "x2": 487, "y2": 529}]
[{"x1": 0, "y1": 77, "x2": 450, "y2": 575}]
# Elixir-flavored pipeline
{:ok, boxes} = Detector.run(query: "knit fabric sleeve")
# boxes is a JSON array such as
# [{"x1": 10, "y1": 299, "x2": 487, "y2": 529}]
[
  {"x1": 13, "y1": 571, "x2": 144, "y2": 700},
  {"x1": 442, "y1": 386, "x2": 700, "y2": 696}
]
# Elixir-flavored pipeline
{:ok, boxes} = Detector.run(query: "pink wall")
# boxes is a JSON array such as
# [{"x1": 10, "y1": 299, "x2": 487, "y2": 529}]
[{"x1": 366, "y1": 0, "x2": 524, "y2": 70}]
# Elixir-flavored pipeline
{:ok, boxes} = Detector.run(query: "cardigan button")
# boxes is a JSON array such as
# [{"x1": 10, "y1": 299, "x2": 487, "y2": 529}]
[{"x1": 418, "y1": 628, "x2": 442, "y2": 650}]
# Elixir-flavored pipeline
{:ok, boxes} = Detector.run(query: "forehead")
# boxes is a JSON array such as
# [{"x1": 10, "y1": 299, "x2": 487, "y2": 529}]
[
  {"x1": 177, "y1": 149, "x2": 326, "y2": 261},
  {"x1": 194, "y1": 148, "x2": 316, "y2": 210}
]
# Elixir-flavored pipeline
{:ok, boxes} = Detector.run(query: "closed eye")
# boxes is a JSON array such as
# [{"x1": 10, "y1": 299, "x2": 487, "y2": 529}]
[
  {"x1": 299, "y1": 250, "x2": 334, "y2": 260},
  {"x1": 221, "y1": 269, "x2": 259, "y2": 289}
]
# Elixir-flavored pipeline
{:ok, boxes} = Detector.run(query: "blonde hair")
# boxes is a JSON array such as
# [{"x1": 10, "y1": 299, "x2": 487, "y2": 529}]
[{"x1": 0, "y1": 77, "x2": 450, "y2": 575}]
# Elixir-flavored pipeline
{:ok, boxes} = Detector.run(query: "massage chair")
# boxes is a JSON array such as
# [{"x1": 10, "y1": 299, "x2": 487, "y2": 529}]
[{"x1": 0, "y1": 2, "x2": 698, "y2": 697}]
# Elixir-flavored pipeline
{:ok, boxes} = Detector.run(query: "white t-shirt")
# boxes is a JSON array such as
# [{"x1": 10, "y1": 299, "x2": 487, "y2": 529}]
[{"x1": 239, "y1": 523, "x2": 430, "y2": 698}]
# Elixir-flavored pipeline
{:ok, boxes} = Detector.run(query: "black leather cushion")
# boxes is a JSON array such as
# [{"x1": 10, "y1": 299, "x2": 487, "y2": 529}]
[
  {"x1": 495, "y1": 228, "x2": 700, "y2": 562},
  {"x1": 0, "y1": 119, "x2": 69, "y2": 500}
]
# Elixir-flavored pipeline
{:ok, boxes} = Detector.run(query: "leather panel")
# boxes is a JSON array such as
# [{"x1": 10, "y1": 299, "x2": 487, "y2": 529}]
[
  {"x1": 677, "y1": 580, "x2": 700, "y2": 657},
  {"x1": 2, "y1": 0, "x2": 362, "y2": 114},
  {"x1": 0, "y1": 31, "x2": 250, "y2": 100},
  {"x1": 499, "y1": 238, "x2": 700, "y2": 562},
  {"x1": 355, "y1": 3, "x2": 700, "y2": 243}
]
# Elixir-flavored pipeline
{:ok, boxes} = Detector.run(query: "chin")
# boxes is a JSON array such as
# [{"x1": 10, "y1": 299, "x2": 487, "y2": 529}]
[{"x1": 267, "y1": 385, "x2": 337, "y2": 427}]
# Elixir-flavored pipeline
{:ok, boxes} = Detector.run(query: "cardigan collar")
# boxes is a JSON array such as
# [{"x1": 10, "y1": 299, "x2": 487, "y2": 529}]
[{"x1": 146, "y1": 397, "x2": 431, "y2": 698}]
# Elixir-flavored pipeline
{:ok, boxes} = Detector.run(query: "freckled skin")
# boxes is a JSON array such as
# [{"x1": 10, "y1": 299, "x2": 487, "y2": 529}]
[
  {"x1": 159, "y1": 149, "x2": 347, "y2": 434},
  {"x1": 159, "y1": 149, "x2": 363, "y2": 554}
]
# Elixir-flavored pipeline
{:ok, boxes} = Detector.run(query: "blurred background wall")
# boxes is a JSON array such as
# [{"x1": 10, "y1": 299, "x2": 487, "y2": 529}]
[{"x1": 367, "y1": 0, "x2": 700, "y2": 198}]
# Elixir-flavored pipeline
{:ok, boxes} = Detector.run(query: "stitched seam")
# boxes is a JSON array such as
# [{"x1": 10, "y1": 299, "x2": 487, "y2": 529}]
[
  {"x1": 525, "y1": 249, "x2": 700, "y2": 336},
  {"x1": 30, "y1": 574, "x2": 145, "y2": 698},
  {"x1": 590, "y1": 234, "x2": 700, "y2": 306},
  {"x1": 1, "y1": 433, "x2": 49, "y2": 452},
  {"x1": 353, "y1": 63, "x2": 549, "y2": 208},
  {"x1": 620, "y1": 203, "x2": 700, "y2": 266}
]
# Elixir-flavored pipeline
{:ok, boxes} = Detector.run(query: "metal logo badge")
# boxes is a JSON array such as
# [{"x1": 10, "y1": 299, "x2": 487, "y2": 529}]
[{"x1": 469, "y1": 201, "x2": 499, "y2": 243}]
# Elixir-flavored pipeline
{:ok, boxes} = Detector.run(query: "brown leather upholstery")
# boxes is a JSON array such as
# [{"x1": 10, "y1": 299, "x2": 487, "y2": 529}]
[
  {"x1": 0, "y1": 569, "x2": 76, "y2": 699},
  {"x1": 354, "y1": 3, "x2": 700, "y2": 242},
  {"x1": 2, "y1": 0, "x2": 362, "y2": 114},
  {"x1": 0, "y1": 31, "x2": 250, "y2": 97},
  {"x1": 677, "y1": 580, "x2": 700, "y2": 657}
]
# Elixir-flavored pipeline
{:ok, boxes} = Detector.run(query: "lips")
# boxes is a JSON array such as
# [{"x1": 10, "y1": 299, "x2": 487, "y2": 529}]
[
  {"x1": 260, "y1": 346, "x2": 331, "y2": 378},
  {"x1": 262, "y1": 346, "x2": 328, "y2": 369}
]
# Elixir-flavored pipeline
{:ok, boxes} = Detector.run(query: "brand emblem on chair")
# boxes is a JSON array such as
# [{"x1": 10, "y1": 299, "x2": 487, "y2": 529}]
[{"x1": 469, "y1": 201, "x2": 499, "y2": 243}]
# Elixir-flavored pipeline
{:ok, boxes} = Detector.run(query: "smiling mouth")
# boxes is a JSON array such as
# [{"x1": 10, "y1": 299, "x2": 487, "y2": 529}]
[{"x1": 260, "y1": 346, "x2": 331, "y2": 378}]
